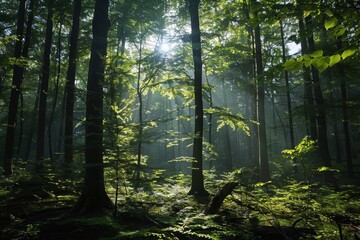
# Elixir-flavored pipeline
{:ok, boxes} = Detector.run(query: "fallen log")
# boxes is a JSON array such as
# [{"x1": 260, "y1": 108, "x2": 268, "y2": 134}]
[{"x1": 204, "y1": 182, "x2": 239, "y2": 215}]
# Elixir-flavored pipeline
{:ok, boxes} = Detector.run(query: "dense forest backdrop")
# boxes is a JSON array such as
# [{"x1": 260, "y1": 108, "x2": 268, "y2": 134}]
[{"x1": 0, "y1": 0, "x2": 360, "y2": 239}]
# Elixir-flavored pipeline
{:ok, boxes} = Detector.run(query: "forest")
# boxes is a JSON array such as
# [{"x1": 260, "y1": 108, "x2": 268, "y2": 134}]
[{"x1": 0, "y1": 0, "x2": 360, "y2": 239}]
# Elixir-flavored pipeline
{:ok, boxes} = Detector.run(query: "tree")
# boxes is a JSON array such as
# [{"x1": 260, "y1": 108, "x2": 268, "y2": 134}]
[
  {"x1": 280, "y1": 20, "x2": 297, "y2": 173},
  {"x1": 64, "y1": 0, "x2": 82, "y2": 164},
  {"x1": 3, "y1": 0, "x2": 26, "y2": 175},
  {"x1": 72, "y1": 0, "x2": 112, "y2": 214},
  {"x1": 36, "y1": 2, "x2": 53, "y2": 161},
  {"x1": 306, "y1": 16, "x2": 336, "y2": 185},
  {"x1": 253, "y1": 0, "x2": 270, "y2": 182},
  {"x1": 187, "y1": 0, "x2": 209, "y2": 197}
]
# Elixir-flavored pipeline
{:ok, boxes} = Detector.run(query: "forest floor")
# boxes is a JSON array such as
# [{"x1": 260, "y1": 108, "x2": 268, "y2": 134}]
[{"x1": 1, "y1": 170, "x2": 360, "y2": 239}]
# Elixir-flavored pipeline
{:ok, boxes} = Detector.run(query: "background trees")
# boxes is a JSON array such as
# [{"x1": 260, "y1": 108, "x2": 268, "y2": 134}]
[{"x1": 0, "y1": 0, "x2": 359, "y2": 217}]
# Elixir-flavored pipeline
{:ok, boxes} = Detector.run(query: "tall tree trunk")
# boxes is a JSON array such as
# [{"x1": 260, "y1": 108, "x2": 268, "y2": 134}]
[
  {"x1": 3, "y1": 0, "x2": 26, "y2": 175},
  {"x1": 280, "y1": 20, "x2": 297, "y2": 173},
  {"x1": 48, "y1": 20, "x2": 62, "y2": 161},
  {"x1": 25, "y1": 82, "x2": 40, "y2": 160},
  {"x1": 187, "y1": 0, "x2": 209, "y2": 197},
  {"x1": 222, "y1": 82, "x2": 233, "y2": 170},
  {"x1": 64, "y1": 0, "x2": 82, "y2": 164},
  {"x1": 136, "y1": 35, "x2": 143, "y2": 188},
  {"x1": 253, "y1": 3, "x2": 270, "y2": 182},
  {"x1": 298, "y1": 17, "x2": 317, "y2": 140},
  {"x1": 280, "y1": 21, "x2": 295, "y2": 149},
  {"x1": 72, "y1": 0, "x2": 112, "y2": 215},
  {"x1": 16, "y1": 0, "x2": 35, "y2": 160},
  {"x1": 306, "y1": 17, "x2": 336, "y2": 184},
  {"x1": 204, "y1": 68, "x2": 214, "y2": 170},
  {"x1": 243, "y1": 0, "x2": 258, "y2": 168},
  {"x1": 36, "y1": 5, "x2": 53, "y2": 161},
  {"x1": 337, "y1": 40, "x2": 354, "y2": 178}
]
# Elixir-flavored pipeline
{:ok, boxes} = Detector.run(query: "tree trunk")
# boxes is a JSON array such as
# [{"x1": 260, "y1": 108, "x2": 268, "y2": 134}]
[
  {"x1": 136, "y1": 35, "x2": 143, "y2": 188},
  {"x1": 306, "y1": 17, "x2": 336, "y2": 184},
  {"x1": 337, "y1": 39, "x2": 353, "y2": 178},
  {"x1": 222, "y1": 82, "x2": 233, "y2": 170},
  {"x1": 64, "y1": 0, "x2": 82, "y2": 164},
  {"x1": 280, "y1": 20, "x2": 297, "y2": 173},
  {"x1": 25, "y1": 82, "x2": 40, "y2": 161},
  {"x1": 298, "y1": 17, "x2": 317, "y2": 140},
  {"x1": 187, "y1": 0, "x2": 209, "y2": 198},
  {"x1": 253, "y1": 2, "x2": 270, "y2": 182},
  {"x1": 3, "y1": 0, "x2": 26, "y2": 175},
  {"x1": 72, "y1": 0, "x2": 112, "y2": 215},
  {"x1": 16, "y1": 0, "x2": 35, "y2": 160},
  {"x1": 204, "y1": 182, "x2": 238, "y2": 215},
  {"x1": 36, "y1": 5, "x2": 53, "y2": 161},
  {"x1": 48, "y1": 20, "x2": 62, "y2": 161}
]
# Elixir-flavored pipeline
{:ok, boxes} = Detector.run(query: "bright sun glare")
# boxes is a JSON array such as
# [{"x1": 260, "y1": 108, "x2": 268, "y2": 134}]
[{"x1": 159, "y1": 42, "x2": 171, "y2": 53}]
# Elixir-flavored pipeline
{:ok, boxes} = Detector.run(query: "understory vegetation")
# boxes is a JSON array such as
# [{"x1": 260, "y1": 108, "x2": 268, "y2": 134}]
[{"x1": 1, "y1": 154, "x2": 359, "y2": 239}]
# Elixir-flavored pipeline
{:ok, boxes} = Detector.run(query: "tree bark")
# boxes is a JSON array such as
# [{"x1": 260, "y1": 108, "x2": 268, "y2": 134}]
[
  {"x1": 306, "y1": 17, "x2": 336, "y2": 184},
  {"x1": 72, "y1": 0, "x2": 112, "y2": 215},
  {"x1": 204, "y1": 182, "x2": 238, "y2": 215},
  {"x1": 337, "y1": 40, "x2": 353, "y2": 178},
  {"x1": 36, "y1": 5, "x2": 53, "y2": 161},
  {"x1": 64, "y1": 0, "x2": 82, "y2": 164},
  {"x1": 280, "y1": 20, "x2": 297, "y2": 173},
  {"x1": 187, "y1": 0, "x2": 209, "y2": 198},
  {"x1": 3, "y1": 0, "x2": 26, "y2": 175},
  {"x1": 253, "y1": 1, "x2": 270, "y2": 182},
  {"x1": 48, "y1": 20, "x2": 62, "y2": 161},
  {"x1": 298, "y1": 17, "x2": 317, "y2": 140},
  {"x1": 16, "y1": 0, "x2": 35, "y2": 160}
]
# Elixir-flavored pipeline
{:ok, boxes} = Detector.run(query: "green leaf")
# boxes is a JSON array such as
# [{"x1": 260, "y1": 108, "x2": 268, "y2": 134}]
[
  {"x1": 335, "y1": 27, "x2": 346, "y2": 37},
  {"x1": 341, "y1": 49, "x2": 357, "y2": 60},
  {"x1": 310, "y1": 50, "x2": 323, "y2": 58},
  {"x1": 283, "y1": 59, "x2": 296, "y2": 70},
  {"x1": 329, "y1": 54, "x2": 341, "y2": 67},
  {"x1": 312, "y1": 57, "x2": 329, "y2": 73},
  {"x1": 304, "y1": 59, "x2": 312, "y2": 67},
  {"x1": 284, "y1": 59, "x2": 302, "y2": 71},
  {"x1": 316, "y1": 166, "x2": 340, "y2": 172},
  {"x1": 324, "y1": 17, "x2": 338, "y2": 30}
]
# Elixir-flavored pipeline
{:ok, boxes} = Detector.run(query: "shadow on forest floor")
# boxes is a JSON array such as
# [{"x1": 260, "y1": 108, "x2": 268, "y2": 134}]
[{"x1": 1, "y1": 172, "x2": 360, "y2": 239}]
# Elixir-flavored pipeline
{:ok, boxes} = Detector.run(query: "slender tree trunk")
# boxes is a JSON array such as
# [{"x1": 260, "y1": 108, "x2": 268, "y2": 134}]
[
  {"x1": 64, "y1": 0, "x2": 82, "y2": 164},
  {"x1": 242, "y1": 0, "x2": 258, "y2": 168},
  {"x1": 280, "y1": 20, "x2": 297, "y2": 173},
  {"x1": 36, "y1": 5, "x2": 53, "y2": 161},
  {"x1": 16, "y1": 0, "x2": 35, "y2": 160},
  {"x1": 280, "y1": 21, "x2": 295, "y2": 148},
  {"x1": 204, "y1": 68, "x2": 214, "y2": 170},
  {"x1": 298, "y1": 17, "x2": 317, "y2": 140},
  {"x1": 17, "y1": 92, "x2": 24, "y2": 158},
  {"x1": 48, "y1": 20, "x2": 62, "y2": 161},
  {"x1": 3, "y1": 0, "x2": 26, "y2": 175},
  {"x1": 337, "y1": 40, "x2": 353, "y2": 177},
  {"x1": 306, "y1": 17, "x2": 336, "y2": 184},
  {"x1": 72, "y1": 0, "x2": 112, "y2": 215},
  {"x1": 253, "y1": 4, "x2": 270, "y2": 182},
  {"x1": 222, "y1": 82, "x2": 233, "y2": 170},
  {"x1": 25, "y1": 82, "x2": 40, "y2": 160},
  {"x1": 136, "y1": 36, "x2": 143, "y2": 188},
  {"x1": 187, "y1": 0, "x2": 209, "y2": 197}
]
